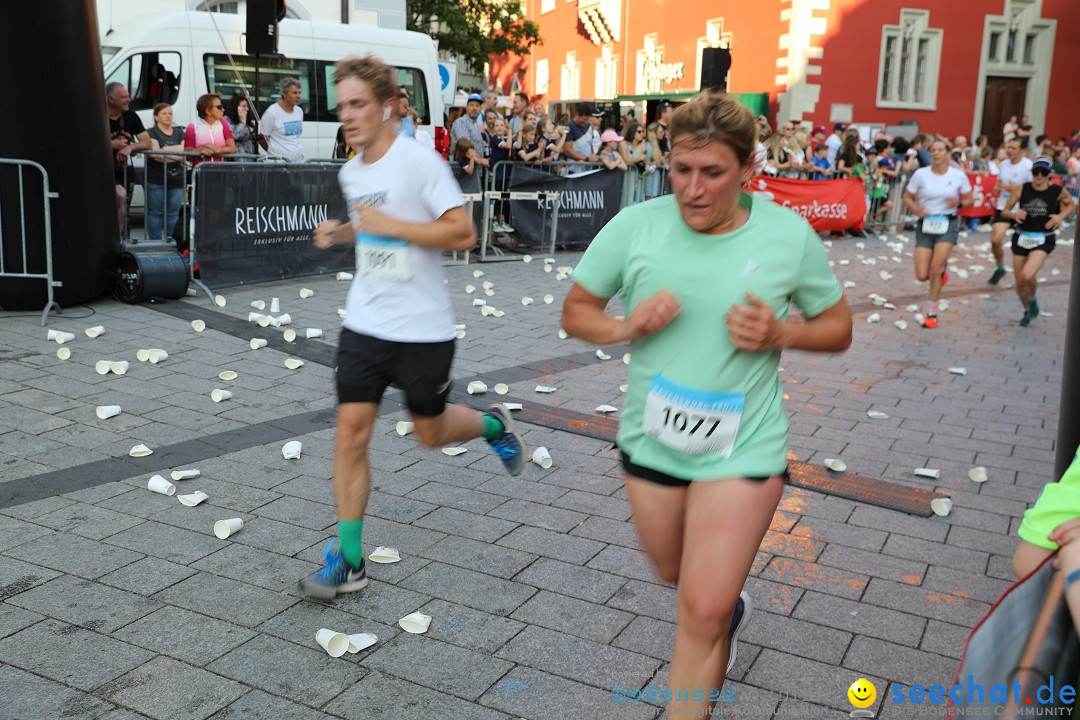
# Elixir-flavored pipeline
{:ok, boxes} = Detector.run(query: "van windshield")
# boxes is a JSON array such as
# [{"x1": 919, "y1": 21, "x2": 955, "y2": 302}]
[{"x1": 101, "y1": 46, "x2": 120, "y2": 66}]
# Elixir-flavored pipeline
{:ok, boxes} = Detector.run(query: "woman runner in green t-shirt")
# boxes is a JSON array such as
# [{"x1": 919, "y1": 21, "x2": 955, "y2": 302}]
[{"x1": 562, "y1": 90, "x2": 852, "y2": 718}]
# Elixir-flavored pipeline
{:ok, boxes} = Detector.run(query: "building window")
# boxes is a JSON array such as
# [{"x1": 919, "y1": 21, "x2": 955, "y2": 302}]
[
  {"x1": 989, "y1": 32, "x2": 1001, "y2": 60},
  {"x1": 535, "y1": 58, "x2": 549, "y2": 95},
  {"x1": 696, "y1": 17, "x2": 732, "y2": 90},
  {"x1": 877, "y1": 10, "x2": 942, "y2": 110},
  {"x1": 1023, "y1": 33, "x2": 1037, "y2": 64},
  {"x1": 541, "y1": 0, "x2": 555, "y2": 13},
  {"x1": 561, "y1": 51, "x2": 581, "y2": 100},
  {"x1": 595, "y1": 44, "x2": 618, "y2": 99}
]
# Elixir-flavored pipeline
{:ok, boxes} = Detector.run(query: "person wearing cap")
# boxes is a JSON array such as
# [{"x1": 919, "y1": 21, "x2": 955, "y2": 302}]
[
  {"x1": 450, "y1": 93, "x2": 485, "y2": 155},
  {"x1": 825, "y1": 123, "x2": 845, "y2": 169},
  {"x1": 597, "y1": 129, "x2": 627, "y2": 171},
  {"x1": 1000, "y1": 155, "x2": 1075, "y2": 325},
  {"x1": 809, "y1": 125, "x2": 827, "y2": 154}
]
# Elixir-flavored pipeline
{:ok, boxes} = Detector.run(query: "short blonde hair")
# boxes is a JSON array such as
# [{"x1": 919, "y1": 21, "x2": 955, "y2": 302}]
[
  {"x1": 669, "y1": 89, "x2": 756, "y2": 166},
  {"x1": 333, "y1": 54, "x2": 397, "y2": 103}
]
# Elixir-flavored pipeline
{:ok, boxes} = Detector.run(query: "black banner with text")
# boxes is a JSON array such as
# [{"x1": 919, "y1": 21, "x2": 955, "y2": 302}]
[{"x1": 507, "y1": 165, "x2": 625, "y2": 248}]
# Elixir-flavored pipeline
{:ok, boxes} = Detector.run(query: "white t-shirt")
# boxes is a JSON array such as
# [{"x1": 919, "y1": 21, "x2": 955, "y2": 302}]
[
  {"x1": 825, "y1": 133, "x2": 843, "y2": 167},
  {"x1": 905, "y1": 166, "x2": 972, "y2": 216},
  {"x1": 339, "y1": 136, "x2": 463, "y2": 343},
  {"x1": 261, "y1": 103, "x2": 304, "y2": 162},
  {"x1": 996, "y1": 157, "x2": 1033, "y2": 210}
]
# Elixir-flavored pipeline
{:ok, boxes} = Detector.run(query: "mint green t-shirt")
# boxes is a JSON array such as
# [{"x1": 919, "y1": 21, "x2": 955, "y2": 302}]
[{"x1": 573, "y1": 193, "x2": 843, "y2": 480}]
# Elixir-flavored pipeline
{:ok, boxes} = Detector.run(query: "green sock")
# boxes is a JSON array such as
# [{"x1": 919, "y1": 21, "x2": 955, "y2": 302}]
[
  {"x1": 481, "y1": 413, "x2": 504, "y2": 442},
  {"x1": 998, "y1": 265, "x2": 1006, "y2": 271},
  {"x1": 337, "y1": 519, "x2": 365, "y2": 568}
]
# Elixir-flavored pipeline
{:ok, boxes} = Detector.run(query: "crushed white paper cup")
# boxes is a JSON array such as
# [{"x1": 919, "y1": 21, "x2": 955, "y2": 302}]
[
  {"x1": 544, "y1": 264, "x2": 552, "y2": 273},
  {"x1": 191, "y1": 319, "x2": 206, "y2": 332},
  {"x1": 129, "y1": 444, "x2": 153, "y2": 457},
  {"x1": 531, "y1": 447, "x2": 553, "y2": 469},
  {"x1": 867, "y1": 411, "x2": 890, "y2": 420},
  {"x1": 171, "y1": 469, "x2": 200, "y2": 481},
  {"x1": 299, "y1": 288, "x2": 314, "y2": 298},
  {"x1": 148, "y1": 350, "x2": 168, "y2": 364},
  {"x1": 257, "y1": 315, "x2": 272, "y2": 328},
  {"x1": 110, "y1": 360, "x2": 130, "y2": 375},
  {"x1": 336, "y1": 272, "x2": 353, "y2": 281},
  {"x1": 894, "y1": 320, "x2": 909, "y2": 330},
  {"x1": 823, "y1": 458, "x2": 847, "y2": 472},
  {"x1": 544, "y1": 295, "x2": 554, "y2": 304},
  {"x1": 455, "y1": 329, "x2": 466, "y2": 339},
  {"x1": 843, "y1": 281, "x2": 857, "y2": 289},
  {"x1": 482, "y1": 281, "x2": 494, "y2": 290},
  {"x1": 522, "y1": 255, "x2": 533, "y2": 263},
  {"x1": 214, "y1": 518, "x2": 243, "y2": 539},
  {"x1": 211, "y1": 388, "x2": 232, "y2": 402},
  {"x1": 283, "y1": 329, "x2": 297, "y2": 342},
  {"x1": 494, "y1": 383, "x2": 509, "y2": 395},
  {"x1": 270, "y1": 298, "x2": 280, "y2": 313},
  {"x1": 595, "y1": 405, "x2": 618, "y2": 414},
  {"x1": 472, "y1": 270, "x2": 484, "y2": 278},
  {"x1": 147, "y1": 474, "x2": 176, "y2": 496},
  {"x1": 218, "y1": 370, "x2": 237, "y2": 381},
  {"x1": 544, "y1": 258, "x2": 555, "y2": 265},
  {"x1": 56, "y1": 347, "x2": 71, "y2": 360},
  {"x1": 305, "y1": 328, "x2": 323, "y2": 339},
  {"x1": 914, "y1": 468, "x2": 941, "y2": 479},
  {"x1": 948, "y1": 367, "x2": 967, "y2": 376},
  {"x1": 250, "y1": 338, "x2": 268, "y2": 350},
  {"x1": 521, "y1": 297, "x2": 534, "y2": 305},
  {"x1": 347, "y1": 633, "x2": 378, "y2": 653},
  {"x1": 596, "y1": 349, "x2": 611, "y2": 360},
  {"x1": 369, "y1": 546, "x2": 401, "y2": 564},
  {"x1": 472, "y1": 298, "x2": 486, "y2": 307},
  {"x1": 337, "y1": 308, "x2": 347, "y2": 319},
  {"x1": 95, "y1": 360, "x2": 112, "y2": 375},
  {"x1": 558, "y1": 329, "x2": 569, "y2": 339},
  {"x1": 178, "y1": 491, "x2": 209, "y2": 507},
  {"x1": 867, "y1": 313, "x2": 882, "y2": 324},
  {"x1": 504, "y1": 403, "x2": 523, "y2": 411},
  {"x1": 484, "y1": 289, "x2": 495, "y2": 297},
  {"x1": 281, "y1": 441, "x2": 302, "y2": 460},
  {"x1": 441, "y1": 446, "x2": 468, "y2": 456},
  {"x1": 467, "y1": 381, "x2": 487, "y2": 395},
  {"x1": 481, "y1": 306, "x2": 495, "y2": 316},
  {"x1": 96, "y1": 405, "x2": 121, "y2": 420},
  {"x1": 398, "y1": 612, "x2": 432, "y2": 634},
  {"x1": 535, "y1": 385, "x2": 557, "y2": 393},
  {"x1": 906, "y1": 304, "x2": 920, "y2": 313},
  {"x1": 465, "y1": 284, "x2": 476, "y2": 294},
  {"x1": 492, "y1": 310, "x2": 505, "y2": 318},
  {"x1": 251, "y1": 299, "x2": 266, "y2": 310},
  {"x1": 623, "y1": 354, "x2": 631, "y2": 365},
  {"x1": 186, "y1": 288, "x2": 197, "y2": 297},
  {"x1": 214, "y1": 295, "x2": 226, "y2": 307},
  {"x1": 619, "y1": 384, "x2": 629, "y2": 393},
  {"x1": 968, "y1": 466, "x2": 988, "y2": 483},
  {"x1": 930, "y1": 497, "x2": 953, "y2": 517},
  {"x1": 85, "y1": 325, "x2": 105, "y2": 338},
  {"x1": 275, "y1": 314, "x2": 292, "y2": 326},
  {"x1": 54, "y1": 331, "x2": 76, "y2": 344},
  {"x1": 396, "y1": 421, "x2": 415, "y2": 436},
  {"x1": 284, "y1": 358, "x2": 304, "y2": 370}
]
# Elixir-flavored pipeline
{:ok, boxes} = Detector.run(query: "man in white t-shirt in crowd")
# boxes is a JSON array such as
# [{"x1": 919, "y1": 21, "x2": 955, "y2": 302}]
[
  {"x1": 825, "y1": 123, "x2": 845, "y2": 170},
  {"x1": 987, "y1": 138, "x2": 1033, "y2": 285},
  {"x1": 301, "y1": 54, "x2": 525, "y2": 599},
  {"x1": 259, "y1": 77, "x2": 305, "y2": 162}
]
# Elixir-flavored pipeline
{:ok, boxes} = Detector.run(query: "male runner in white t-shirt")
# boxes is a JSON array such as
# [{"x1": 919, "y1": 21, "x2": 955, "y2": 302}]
[
  {"x1": 300, "y1": 54, "x2": 525, "y2": 598},
  {"x1": 988, "y1": 139, "x2": 1033, "y2": 285}
]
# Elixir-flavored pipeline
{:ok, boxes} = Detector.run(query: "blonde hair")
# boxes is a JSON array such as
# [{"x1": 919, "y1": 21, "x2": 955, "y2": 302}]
[
  {"x1": 669, "y1": 89, "x2": 756, "y2": 166},
  {"x1": 333, "y1": 54, "x2": 397, "y2": 103}
]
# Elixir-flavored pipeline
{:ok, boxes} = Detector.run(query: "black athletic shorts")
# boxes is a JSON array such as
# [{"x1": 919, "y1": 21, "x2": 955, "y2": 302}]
[
  {"x1": 1011, "y1": 232, "x2": 1056, "y2": 257},
  {"x1": 991, "y1": 211, "x2": 1013, "y2": 226},
  {"x1": 336, "y1": 328, "x2": 454, "y2": 416},
  {"x1": 620, "y1": 450, "x2": 790, "y2": 487}
]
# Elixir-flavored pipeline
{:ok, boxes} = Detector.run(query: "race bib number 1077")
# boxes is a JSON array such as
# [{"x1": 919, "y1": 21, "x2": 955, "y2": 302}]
[{"x1": 642, "y1": 373, "x2": 744, "y2": 456}]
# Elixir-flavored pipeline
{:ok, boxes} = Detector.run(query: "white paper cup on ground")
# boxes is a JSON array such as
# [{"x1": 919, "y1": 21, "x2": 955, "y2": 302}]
[
  {"x1": 110, "y1": 360, "x2": 130, "y2": 375},
  {"x1": 396, "y1": 421, "x2": 415, "y2": 436},
  {"x1": 257, "y1": 314, "x2": 272, "y2": 327},
  {"x1": 595, "y1": 349, "x2": 611, "y2": 360},
  {"x1": 211, "y1": 388, "x2": 232, "y2": 402},
  {"x1": 532, "y1": 447, "x2": 553, "y2": 469},
  {"x1": 494, "y1": 383, "x2": 509, "y2": 395},
  {"x1": 948, "y1": 367, "x2": 967, "y2": 376},
  {"x1": 398, "y1": 612, "x2": 432, "y2": 634},
  {"x1": 867, "y1": 410, "x2": 890, "y2": 420},
  {"x1": 178, "y1": 491, "x2": 209, "y2": 507},
  {"x1": 191, "y1": 319, "x2": 206, "y2": 332},
  {"x1": 46, "y1": 329, "x2": 59, "y2": 341},
  {"x1": 56, "y1": 347, "x2": 71, "y2": 360},
  {"x1": 137, "y1": 349, "x2": 151, "y2": 362},
  {"x1": 472, "y1": 270, "x2": 484, "y2": 278},
  {"x1": 315, "y1": 628, "x2": 350, "y2": 657},
  {"x1": 129, "y1": 444, "x2": 153, "y2": 457},
  {"x1": 171, "y1": 469, "x2": 200, "y2": 481},
  {"x1": 284, "y1": 358, "x2": 304, "y2": 370},
  {"x1": 347, "y1": 633, "x2": 378, "y2": 653},
  {"x1": 558, "y1": 329, "x2": 568, "y2": 339},
  {"x1": 147, "y1": 474, "x2": 176, "y2": 496},
  {"x1": 85, "y1": 325, "x2": 105, "y2": 338},
  {"x1": 54, "y1": 331, "x2": 75, "y2": 344},
  {"x1": 521, "y1": 297, "x2": 534, "y2": 305},
  {"x1": 247, "y1": 312, "x2": 262, "y2": 323},
  {"x1": 299, "y1": 288, "x2": 314, "y2": 298},
  {"x1": 270, "y1": 298, "x2": 280, "y2": 313},
  {"x1": 282, "y1": 441, "x2": 302, "y2": 459},
  {"x1": 276, "y1": 313, "x2": 292, "y2": 326},
  {"x1": 369, "y1": 546, "x2": 401, "y2": 564},
  {"x1": 96, "y1": 405, "x2": 122, "y2": 419},
  {"x1": 544, "y1": 294, "x2": 554, "y2": 304},
  {"x1": 251, "y1": 299, "x2": 266, "y2": 310},
  {"x1": 930, "y1": 497, "x2": 953, "y2": 517},
  {"x1": 914, "y1": 467, "x2": 941, "y2": 479},
  {"x1": 250, "y1": 338, "x2": 268, "y2": 349},
  {"x1": 472, "y1": 298, "x2": 486, "y2": 307},
  {"x1": 305, "y1": 328, "x2": 322, "y2": 339},
  {"x1": 336, "y1": 271, "x2": 353, "y2": 281},
  {"x1": 148, "y1": 350, "x2": 168, "y2": 364},
  {"x1": 95, "y1": 360, "x2": 113, "y2": 375},
  {"x1": 595, "y1": 405, "x2": 618, "y2": 414},
  {"x1": 968, "y1": 466, "x2": 988, "y2": 483},
  {"x1": 823, "y1": 458, "x2": 847, "y2": 472},
  {"x1": 214, "y1": 518, "x2": 243, "y2": 539},
  {"x1": 441, "y1": 446, "x2": 468, "y2": 456},
  {"x1": 522, "y1": 255, "x2": 533, "y2": 263},
  {"x1": 214, "y1": 295, "x2": 226, "y2": 307},
  {"x1": 467, "y1": 381, "x2": 487, "y2": 395},
  {"x1": 218, "y1": 370, "x2": 237, "y2": 381},
  {"x1": 535, "y1": 385, "x2": 557, "y2": 393},
  {"x1": 283, "y1": 329, "x2": 297, "y2": 342},
  {"x1": 504, "y1": 402, "x2": 523, "y2": 411}
]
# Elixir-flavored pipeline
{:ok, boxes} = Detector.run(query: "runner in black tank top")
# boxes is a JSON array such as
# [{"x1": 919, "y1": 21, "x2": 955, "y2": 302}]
[{"x1": 1001, "y1": 156, "x2": 1075, "y2": 325}]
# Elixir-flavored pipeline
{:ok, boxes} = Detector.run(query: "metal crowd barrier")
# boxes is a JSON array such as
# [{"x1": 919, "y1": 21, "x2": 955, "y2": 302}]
[{"x1": 0, "y1": 158, "x2": 61, "y2": 325}]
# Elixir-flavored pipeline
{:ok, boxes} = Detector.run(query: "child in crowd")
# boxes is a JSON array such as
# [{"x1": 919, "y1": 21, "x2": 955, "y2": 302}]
[
  {"x1": 515, "y1": 123, "x2": 544, "y2": 164},
  {"x1": 540, "y1": 119, "x2": 566, "y2": 163},
  {"x1": 597, "y1": 129, "x2": 628, "y2": 171},
  {"x1": 810, "y1": 144, "x2": 831, "y2": 180},
  {"x1": 454, "y1": 137, "x2": 479, "y2": 175}
]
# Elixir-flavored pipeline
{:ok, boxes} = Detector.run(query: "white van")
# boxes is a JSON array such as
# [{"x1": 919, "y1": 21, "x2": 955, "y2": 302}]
[{"x1": 101, "y1": 11, "x2": 443, "y2": 159}]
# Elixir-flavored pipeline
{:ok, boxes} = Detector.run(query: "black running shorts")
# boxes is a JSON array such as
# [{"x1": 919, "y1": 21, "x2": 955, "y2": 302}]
[
  {"x1": 336, "y1": 329, "x2": 454, "y2": 416},
  {"x1": 620, "y1": 450, "x2": 790, "y2": 486}
]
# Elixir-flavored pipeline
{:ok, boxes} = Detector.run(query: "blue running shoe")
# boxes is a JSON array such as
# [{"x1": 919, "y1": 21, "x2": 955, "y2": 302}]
[
  {"x1": 726, "y1": 591, "x2": 753, "y2": 675},
  {"x1": 298, "y1": 541, "x2": 367, "y2": 599},
  {"x1": 1029, "y1": 296, "x2": 1040, "y2": 320},
  {"x1": 486, "y1": 403, "x2": 525, "y2": 476}
]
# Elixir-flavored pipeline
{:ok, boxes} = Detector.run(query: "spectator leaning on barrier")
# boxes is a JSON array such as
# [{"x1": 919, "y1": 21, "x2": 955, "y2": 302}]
[
  {"x1": 563, "y1": 104, "x2": 601, "y2": 164},
  {"x1": 597, "y1": 129, "x2": 627, "y2": 171},
  {"x1": 509, "y1": 92, "x2": 529, "y2": 136},
  {"x1": 259, "y1": 77, "x2": 304, "y2": 162},
  {"x1": 809, "y1": 124, "x2": 827, "y2": 154},
  {"x1": 619, "y1": 121, "x2": 649, "y2": 174},
  {"x1": 655, "y1": 101, "x2": 673, "y2": 162},
  {"x1": 825, "y1": 123, "x2": 845, "y2": 168},
  {"x1": 185, "y1": 93, "x2": 236, "y2": 168},
  {"x1": 540, "y1": 119, "x2": 566, "y2": 162},
  {"x1": 224, "y1": 95, "x2": 258, "y2": 156},
  {"x1": 810, "y1": 144, "x2": 830, "y2": 180},
  {"x1": 107, "y1": 82, "x2": 153, "y2": 240},
  {"x1": 450, "y1": 93, "x2": 485, "y2": 158},
  {"x1": 145, "y1": 103, "x2": 186, "y2": 243}
]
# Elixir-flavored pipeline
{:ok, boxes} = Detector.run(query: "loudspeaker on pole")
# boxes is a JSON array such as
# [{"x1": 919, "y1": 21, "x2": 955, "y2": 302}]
[{"x1": 700, "y1": 47, "x2": 732, "y2": 91}]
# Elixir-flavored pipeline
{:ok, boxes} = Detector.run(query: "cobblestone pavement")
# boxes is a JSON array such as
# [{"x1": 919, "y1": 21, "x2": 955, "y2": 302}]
[{"x1": 0, "y1": 227, "x2": 1073, "y2": 719}]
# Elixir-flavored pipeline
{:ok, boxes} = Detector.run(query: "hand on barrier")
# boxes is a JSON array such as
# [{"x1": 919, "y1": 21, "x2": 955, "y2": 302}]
[
  {"x1": 624, "y1": 289, "x2": 681, "y2": 341},
  {"x1": 726, "y1": 292, "x2": 788, "y2": 352}
]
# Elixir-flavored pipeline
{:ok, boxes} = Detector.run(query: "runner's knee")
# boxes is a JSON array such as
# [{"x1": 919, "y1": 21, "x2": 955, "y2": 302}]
[
  {"x1": 335, "y1": 419, "x2": 373, "y2": 453},
  {"x1": 677, "y1": 588, "x2": 736, "y2": 639}
]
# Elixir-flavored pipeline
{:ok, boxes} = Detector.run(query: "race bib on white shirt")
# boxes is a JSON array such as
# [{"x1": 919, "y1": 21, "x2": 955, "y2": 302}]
[
  {"x1": 1017, "y1": 231, "x2": 1046, "y2": 250},
  {"x1": 922, "y1": 215, "x2": 950, "y2": 235},
  {"x1": 642, "y1": 373, "x2": 744, "y2": 456},
  {"x1": 357, "y1": 232, "x2": 411, "y2": 281}
]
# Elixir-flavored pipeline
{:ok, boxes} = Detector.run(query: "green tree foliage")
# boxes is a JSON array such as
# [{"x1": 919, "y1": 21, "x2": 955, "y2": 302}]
[{"x1": 407, "y1": 0, "x2": 541, "y2": 73}]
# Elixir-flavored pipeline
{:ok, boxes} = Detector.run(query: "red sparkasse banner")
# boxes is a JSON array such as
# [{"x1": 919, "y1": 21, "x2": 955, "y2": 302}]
[
  {"x1": 750, "y1": 176, "x2": 866, "y2": 232},
  {"x1": 959, "y1": 173, "x2": 997, "y2": 217}
]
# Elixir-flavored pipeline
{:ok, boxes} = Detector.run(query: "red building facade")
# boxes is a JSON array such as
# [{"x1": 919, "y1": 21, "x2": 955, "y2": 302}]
[{"x1": 491, "y1": 0, "x2": 1079, "y2": 143}]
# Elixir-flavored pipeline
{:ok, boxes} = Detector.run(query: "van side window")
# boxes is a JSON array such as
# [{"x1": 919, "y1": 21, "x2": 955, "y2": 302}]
[
  {"x1": 397, "y1": 68, "x2": 429, "y2": 126},
  {"x1": 315, "y1": 63, "x2": 429, "y2": 126},
  {"x1": 203, "y1": 54, "x2": 314, "y2": 118},
  {"x1": 105, "y1": 52, "x2": 182, "y2": 111}
]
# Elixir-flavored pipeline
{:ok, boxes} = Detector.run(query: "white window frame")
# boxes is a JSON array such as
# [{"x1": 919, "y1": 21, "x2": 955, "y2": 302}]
[
  {"x1": 561, "y1": 51, "x2": 581, "y2": 100},
  {"x1": 595, "y1": 44, "x2": 618, "y2": 99},
  {"x1": 695, "y1": 17, "x2": 732, "y2": 91},
  {"x1": 636, "y1": 33, "x2": 659, "y2": 96},
  {"x1": 535, "y1": 58, "x2": 550, "y2": 95},
  {"x1": 541, "y1": 0, "x2": 556, "y2": 14},
  {"x1": 876, "y1": 9, "x2": 943, "y2": 111}
]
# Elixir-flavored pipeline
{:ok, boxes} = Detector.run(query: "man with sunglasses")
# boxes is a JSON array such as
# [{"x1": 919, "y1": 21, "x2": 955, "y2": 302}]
[{"x1": 1000, "y1": 156, "x2": 1075, "y2": 326}]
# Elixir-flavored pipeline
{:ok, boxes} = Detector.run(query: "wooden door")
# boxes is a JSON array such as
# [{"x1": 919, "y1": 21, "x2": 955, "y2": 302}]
[{"x1": 981, "y1": 76, "x2": 1027, "y2": 145}]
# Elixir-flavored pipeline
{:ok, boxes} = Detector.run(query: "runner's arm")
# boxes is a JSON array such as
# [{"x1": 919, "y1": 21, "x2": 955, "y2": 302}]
[
  {"x1": 727, "y1": 293, "x2": 851, "y2": 353},
  {"x1": 562, "y1": 283, "x2": 680, "y2": 345}
]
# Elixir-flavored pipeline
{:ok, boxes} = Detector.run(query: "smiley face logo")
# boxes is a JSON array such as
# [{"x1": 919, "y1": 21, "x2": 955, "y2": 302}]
[{"x1": 848, "y1": 678, "x2": 876, "y2": 709}]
